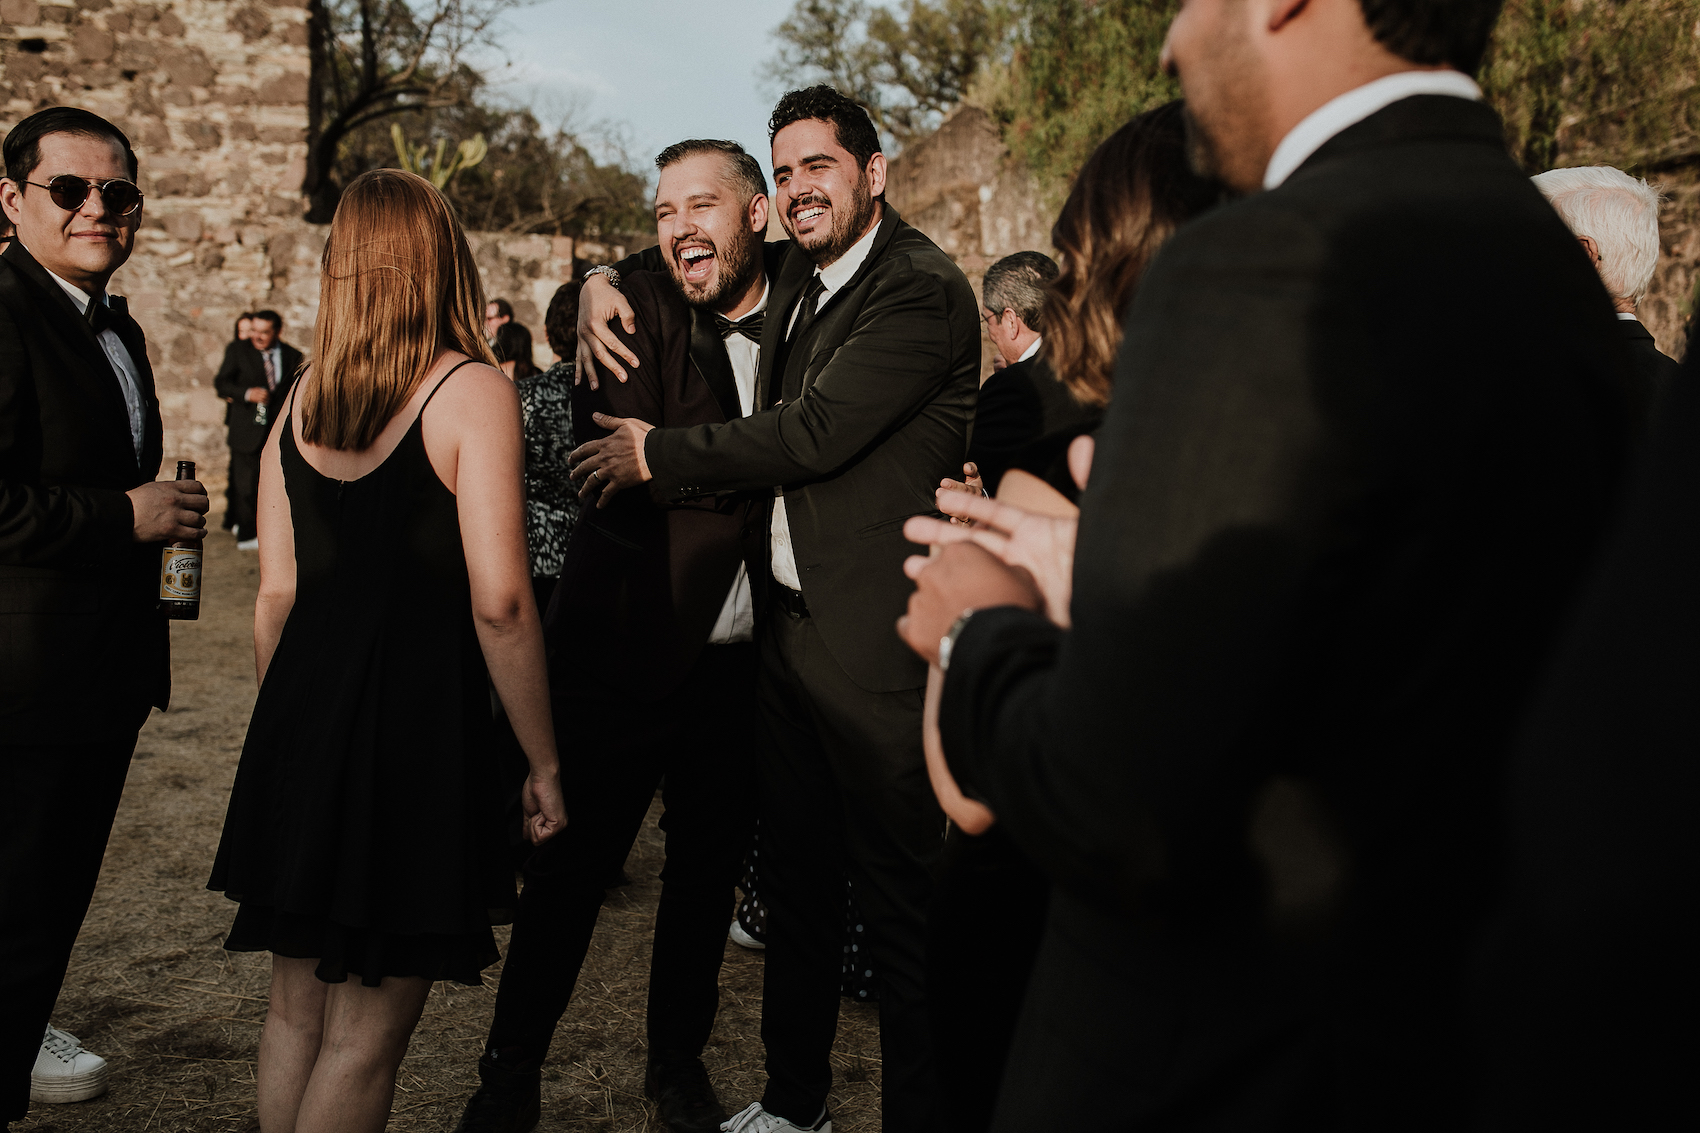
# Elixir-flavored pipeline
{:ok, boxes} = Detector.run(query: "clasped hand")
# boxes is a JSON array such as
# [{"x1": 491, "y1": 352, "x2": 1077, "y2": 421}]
[{"x1": 567, "y1": 413, "x2": 654, "y2": 508}]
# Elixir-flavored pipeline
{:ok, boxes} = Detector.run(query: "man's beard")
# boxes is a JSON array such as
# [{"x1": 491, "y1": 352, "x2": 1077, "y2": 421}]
[
  {"x1": 1173, "y1": 28, "x2": 1270, "y2": 196},
  {"x1": 668, "y1": 223, "x2": 761, "y2": 311},
  {"x1": 790, "y1": 172, "x2": 876, "y2": 267}
]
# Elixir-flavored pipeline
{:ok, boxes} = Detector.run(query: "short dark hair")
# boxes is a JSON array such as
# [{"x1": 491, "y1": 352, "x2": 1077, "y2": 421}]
[
  {"x1": 655, "y1": 139, "x2": 768, "y2": 205},
  {"x1": 252, "y1": 309, "x2": 282, "y2": 331},
  {"x1": 488, "y1": 297, "x2": 513, "y2": 319},
  {"x1": 768, "y1": 85, "x2": 882, "y2": 171},
  {"x1": 982, "y1": 251, "x2": 1058, "y2": 333},
  {"x1": 1357, "y1": 0, "x2": 1505, "y2": 74},
  {"x1": 2, "y1": 106, "x2": 138, "y2": 184},
  {"x1": 544, "y1": 279, "x2": 581, "y2": 360}
]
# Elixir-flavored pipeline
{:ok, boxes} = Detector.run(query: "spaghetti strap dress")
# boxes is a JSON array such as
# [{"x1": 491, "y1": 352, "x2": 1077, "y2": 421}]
[{"x1": 209, "y1": 364, "x2": 517, "y2": 986}]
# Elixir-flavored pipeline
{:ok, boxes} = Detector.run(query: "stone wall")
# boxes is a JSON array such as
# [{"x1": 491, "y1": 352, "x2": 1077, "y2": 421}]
[
  {"x1": 885, "y1": 105, "x2": 1050, "y2": 377},
  {"x1": 2, "y1": 0, "x2": 649, "y2": 496}
]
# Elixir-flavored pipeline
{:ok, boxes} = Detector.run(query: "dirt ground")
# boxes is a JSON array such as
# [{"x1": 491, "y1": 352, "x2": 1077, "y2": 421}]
[{"x1": 16, "y1": 530, "x2": 883, "y2": 1132}]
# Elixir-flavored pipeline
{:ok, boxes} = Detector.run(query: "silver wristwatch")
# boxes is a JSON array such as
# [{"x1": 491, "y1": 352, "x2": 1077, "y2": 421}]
[
  {"x1": 584, "y1": 264, "x2": 621, "y2": 289},
  {"x1": 937, "y1": 609, "x2": 976, "y2": 673}
]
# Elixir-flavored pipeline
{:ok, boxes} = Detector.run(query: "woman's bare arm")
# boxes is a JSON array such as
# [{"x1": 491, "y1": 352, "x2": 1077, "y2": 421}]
[
  {"x1": 426, "y1": 361, "x2": 566, "y2": 845},
  {"x1": 253, "y1": 415, "x2": 297, "y2": 684}
]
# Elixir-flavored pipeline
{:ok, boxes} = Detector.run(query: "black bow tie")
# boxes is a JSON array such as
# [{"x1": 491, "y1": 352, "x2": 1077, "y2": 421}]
[
  {"x1": 713, "y1": 310, "x2": 764, "y2": 342},
  {"x1": 86, "y1": 295, "x2": 114, "y2": 334}
]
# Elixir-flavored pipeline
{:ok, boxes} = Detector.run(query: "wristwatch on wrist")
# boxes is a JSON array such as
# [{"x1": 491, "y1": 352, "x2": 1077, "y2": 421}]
[
  {"x1": 937, "y1": 609, "x2": 977, "y2": 673},
  {"x1": 584, "y1": 264, "x2": 621, "y2": 289}
]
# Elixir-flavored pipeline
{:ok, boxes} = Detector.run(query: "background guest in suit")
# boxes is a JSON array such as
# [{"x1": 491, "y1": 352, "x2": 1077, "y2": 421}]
[
  {"x1": 571, "y1": 86, "x2": 980, "y2": 1133},
  {"x1": 213, "y1": 309, "x2": 301, "y2": 550},
  {"x1": 493, "y1": 320, "x2": 540, "y2": 381},
  {"x1": 1533, "y1": 164, "x2": 1681, "y2": 408},
  {"x1": 216, "y1": 312, "x2": 254, "y2": 531},
  {"x1": 456, "y1": 140, "x2": 768, "y2": 1133},
  {"x1": 966, "y1": 251, "x2": 1096, "y2": 503},
  {"x1": 0, "y1": 106, "x2": 207, "y2": 1129},
  {"x1": 898, "y1": 0, "x2": 1637, "y2": 1127},
  {"x1": 484, "y1": 296, "x2": 513, "y2": 343}
]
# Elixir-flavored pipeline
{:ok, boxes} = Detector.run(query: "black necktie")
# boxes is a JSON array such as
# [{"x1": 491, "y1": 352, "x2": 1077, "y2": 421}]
[
  {"x1": 789, "y1": 276, "x2": 826, "y2": 340},
  {"x1": 713, "y1": 310, "x2": 764, "y2": 341}
]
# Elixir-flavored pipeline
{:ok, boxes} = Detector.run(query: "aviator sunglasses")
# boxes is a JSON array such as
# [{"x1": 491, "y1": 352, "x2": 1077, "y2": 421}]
[{"x1": 21, "y1": 175, "x2": 144, "y2": 217}]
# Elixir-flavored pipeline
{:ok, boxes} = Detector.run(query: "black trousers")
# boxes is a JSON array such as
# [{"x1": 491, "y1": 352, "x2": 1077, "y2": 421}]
[
  {"x1": 756, "y1": 611, "x2": 944, "y2": 1131},
  {"x1": 0, "y1": 734, "x2": 139, "y2": 1121},
  {"x1": 926, "y1": 827, "x2": 1049, "y2": 1133},
  {"x1": 226, "y1": 443, "x2": 261, "y2": 542},
  {"x1": 487, "y1": 643, "x2": 757, "y2": 1063}
]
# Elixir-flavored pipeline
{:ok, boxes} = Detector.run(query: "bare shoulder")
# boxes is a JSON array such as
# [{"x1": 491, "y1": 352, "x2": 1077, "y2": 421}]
[{"x1": 425, "y1": 358, "x2": 515, "y2": 412}]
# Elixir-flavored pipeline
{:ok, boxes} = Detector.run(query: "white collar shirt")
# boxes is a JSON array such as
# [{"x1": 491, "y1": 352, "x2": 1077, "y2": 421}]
[
  {"x1": 1616, "y1": 312, "x2": 1640, "y2": 322},
  {"x1": 1263, "y1": 69, "x2": 1483, "y2": 191},
  {"x1": 773, "y1": 216, "x2": 883, "y2": 591},
  {"x1": 1017, "y1": 336, "x2": 1042, "y2": 364},
  {"x1": 706, "y1": 281, "x2": 769, "y2": 644},
  {"x1": 45, "y1": 264, "x2": 145, "y2": 459},
  {"x1": 259, "y1": 341, "x2": 284, "y2": 386}
]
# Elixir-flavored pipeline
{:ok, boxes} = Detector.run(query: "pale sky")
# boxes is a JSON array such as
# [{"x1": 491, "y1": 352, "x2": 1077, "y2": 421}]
[{"x1": 483, "y1": 0, "x2": 802, "y2": 184}]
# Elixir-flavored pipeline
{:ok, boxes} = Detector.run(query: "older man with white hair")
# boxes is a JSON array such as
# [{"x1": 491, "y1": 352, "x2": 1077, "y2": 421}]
[{"x1": 1533, "y1": 165, "x2": 1681, "y2": 402}]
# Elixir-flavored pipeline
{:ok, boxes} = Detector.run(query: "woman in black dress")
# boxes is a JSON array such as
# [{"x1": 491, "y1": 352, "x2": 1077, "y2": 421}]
[{"x1": 209, "y1": 169, "x2": 566, "y2": 1132}]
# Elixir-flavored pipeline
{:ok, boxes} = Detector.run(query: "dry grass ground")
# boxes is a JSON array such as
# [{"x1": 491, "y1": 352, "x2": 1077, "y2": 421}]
[{"x1": 16, "y1": 531, "x2": 883, "y2": 1132}]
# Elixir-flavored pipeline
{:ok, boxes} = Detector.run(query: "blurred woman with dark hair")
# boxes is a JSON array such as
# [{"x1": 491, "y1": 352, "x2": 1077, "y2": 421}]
[
  {"x1": 927, "y1": 100, "x2": 1220, "y2": 1133},
  {"x1": 493, "y1": 320, "x2": 540, "y2": 382}
]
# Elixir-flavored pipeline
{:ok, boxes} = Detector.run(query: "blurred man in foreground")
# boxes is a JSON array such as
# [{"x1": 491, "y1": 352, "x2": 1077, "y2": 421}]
[{"x1": 898, "y1": 0, "x2": 1637, "y2": 1126}]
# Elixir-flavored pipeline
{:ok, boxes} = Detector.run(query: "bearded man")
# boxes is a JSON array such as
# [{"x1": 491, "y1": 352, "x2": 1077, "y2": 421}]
[
  {"x1": 454, "y1": 140, "x2": 771, "y2": 1133},
  {"x1": 570, "y1": 87, "x2": 980, "y2": 1133}
]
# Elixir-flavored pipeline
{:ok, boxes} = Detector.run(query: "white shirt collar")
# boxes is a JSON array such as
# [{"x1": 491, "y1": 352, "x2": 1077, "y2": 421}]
[
  {"x1": 41, "y1": 263, "x2": 107, "y2": 314},
  {"x1": 1017, "y1": 336, "x2": 1042, "y2": 363},
  {"x1": 1263, "y1": 69, "x2": 1482, "y2": 190},
  {"x1": 815, "y1": 216, "x2": 882, "y2": 296},
  {"x1": 1615, "y1": 311, "x2": 1640, "y2": 321}
]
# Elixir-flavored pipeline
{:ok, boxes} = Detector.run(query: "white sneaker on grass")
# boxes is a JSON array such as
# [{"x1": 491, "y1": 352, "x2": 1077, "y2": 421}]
[
  {"x1": 31, "y1": 1026, "x2": 109, "y2": 1103},
  {"x1": 720, "y1": 1101, "x2": 831, "y2": 1132}
]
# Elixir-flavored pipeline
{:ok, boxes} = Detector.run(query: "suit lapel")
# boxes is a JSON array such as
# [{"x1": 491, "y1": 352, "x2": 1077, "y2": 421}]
[
  {"x1": 689, "y1": 308, "x2": 745, "y2": 421},
  {"x1": 1, "y1": 242, "x2": 138, "y2": 463},
  {"x1": 758, "y1": 245, "x2": 813, "y2": 409}
]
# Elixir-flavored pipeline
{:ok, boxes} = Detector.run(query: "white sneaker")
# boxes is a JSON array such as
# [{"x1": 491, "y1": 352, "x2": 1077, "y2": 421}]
[
  {"x1": 720, "y1": 1101, "x2": 831, "y2": 1132},
  {"x1": 728, "y1": 918, "x2": 766, "y2": 950},
  {"x1": 237, "y1": 538, "x2": 259, "y2": 551},
  {"x1": 31, "y1": 1025, "x2": 109, "y2": 1103}
]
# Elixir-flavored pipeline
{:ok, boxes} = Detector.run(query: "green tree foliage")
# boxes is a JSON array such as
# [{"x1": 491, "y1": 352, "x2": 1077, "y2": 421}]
[
  {"x1": 1483, "y1": 0, "x2": 1700, "y2": 174},
  {"x1": 978, "y1": 0, "x2": 1178, "y2": 197},
  {"x1": 765, "y1": 0, "x2": 1009, "y2": 148},
  {"x1": 769, "y1": 0, "x2": 1700, "y2": 195},
  {"x1": 306, "y1": 0, "x2": 653, "y2": 236}
]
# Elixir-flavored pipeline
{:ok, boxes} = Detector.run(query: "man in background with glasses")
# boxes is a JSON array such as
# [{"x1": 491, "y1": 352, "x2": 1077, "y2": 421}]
[{"x1": 0, "y1": 106, "x2": 207, "y2": 1130}]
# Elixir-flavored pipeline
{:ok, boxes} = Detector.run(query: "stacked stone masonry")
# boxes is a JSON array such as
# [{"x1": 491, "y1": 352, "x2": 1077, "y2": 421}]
[{"x1": 0, "y1": 0, "x2": 624, "y2": 495}]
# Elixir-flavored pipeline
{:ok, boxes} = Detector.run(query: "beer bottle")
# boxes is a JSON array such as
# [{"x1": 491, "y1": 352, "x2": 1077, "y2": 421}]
[{"x1": 158, "y1": 460, "x2": 202, "y2": 621}]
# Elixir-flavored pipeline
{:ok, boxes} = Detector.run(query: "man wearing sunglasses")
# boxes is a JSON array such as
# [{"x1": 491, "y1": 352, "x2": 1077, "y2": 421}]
[{"x1": 0, "y1": 106, "x2": 207, "y2": 1129}]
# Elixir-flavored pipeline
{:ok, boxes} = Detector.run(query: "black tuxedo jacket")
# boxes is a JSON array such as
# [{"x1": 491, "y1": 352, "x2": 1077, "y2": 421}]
[
  {"x1": 966, "y1": 353, "x2": 1102, "y2": 502},
  {"x1": 938, "y1": 96, "x2": 1636, "y2": 1128},
  {"x1": 0, "y1": 240, "x2": 168, "y2": 743},
  {"x1": 618, "y1": 206, "x2": 979, "y2": 692},
  {"x1": 214, "y1": 339, "x2": 303, "y2": 453},
  {"x1": 1617, "y1": 316, "x2": 1680, "y2": 414},
  {"x1": 548, "y1": 270, "x2": 755, "y2": 702}
]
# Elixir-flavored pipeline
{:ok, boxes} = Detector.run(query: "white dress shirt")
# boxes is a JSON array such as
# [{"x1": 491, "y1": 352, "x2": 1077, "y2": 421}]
[
  {"x1": 1616, "y1": 312, "x2": 1640, "y2": 322},
  {"x1": 772, "y1": 219, "x2": 882, "y2": 591},
  {"x1": 1263, "y1": 69, "x2": 1483, "y2": 190},
  {"x1": 1016, "y1": 336, "x2": 1042, "y2": 364},
  {"x1": 45, "y1": 265, "x2": 145, "y2": 459},
  {"x1": 706, "y1": 282, "x2": 768, "y2": 644}
]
